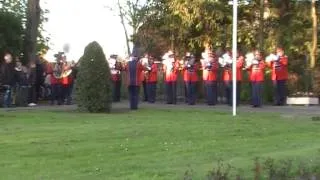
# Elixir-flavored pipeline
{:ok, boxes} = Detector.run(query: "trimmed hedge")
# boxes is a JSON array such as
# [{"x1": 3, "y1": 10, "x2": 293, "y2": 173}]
[{"x1": 76, "y1": 41, "x2": 112, "y2": 113}]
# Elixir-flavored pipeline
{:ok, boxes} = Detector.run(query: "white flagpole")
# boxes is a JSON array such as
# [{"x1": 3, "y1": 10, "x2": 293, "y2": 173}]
[{"x1": 232, "y1": 0, "x2": 238, "y2": 116}]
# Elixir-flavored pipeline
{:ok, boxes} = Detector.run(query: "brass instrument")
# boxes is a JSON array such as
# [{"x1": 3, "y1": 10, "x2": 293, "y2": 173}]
[
  {"x1": 53, "y1": 63, "x2": 63, "y2": 79},
  {"x1": 109, "y1": 56, "x2": 122, "y2": 75},
  {"x1": 184, "y1": 52, "x2": 196, "y2": 72},
  {"x1": 53, "y1": 52, "x2": 73, "y2": 79},
  {"x1": 266, "y1": 53, "x2": 280, "y2": 69},
  {"x1": 141, "y1": 57, "x2": 152, "y2": 80},
  {"x1": 244, "y1": 52, "x2": 255, "y2": 69},
  {"x1": 162, "y1": 55, "x2": 175, "y2": 72},
  {"x1": 201, "y1": 51, "x2": 215, "y2": 71},
  {"x1": 218, "y1": 53, "x2": 233, "y2": 68}
]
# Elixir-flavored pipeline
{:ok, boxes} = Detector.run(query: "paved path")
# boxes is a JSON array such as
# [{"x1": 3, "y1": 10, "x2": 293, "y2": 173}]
[{"x1": 2, "y1": 101, "x2": 320, "y2": 117}]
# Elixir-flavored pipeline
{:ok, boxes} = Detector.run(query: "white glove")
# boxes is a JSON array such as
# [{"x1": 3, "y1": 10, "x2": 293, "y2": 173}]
[
  {"x1": 147, "y1": 67, "x2": 151, "y2": 71},
  {"x1": 252, "y1": 60, "x2": 259, "y2": 65},
  {"x1": 274, "y1": 55, "x2": 280, "y2": 61},
  {"x1": 187, "y1": 64, "x2": 191, "y2": 68}
]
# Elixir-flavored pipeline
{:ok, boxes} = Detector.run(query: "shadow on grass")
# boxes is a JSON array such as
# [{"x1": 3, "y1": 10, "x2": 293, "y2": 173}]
[
  {"x1": 47, "y1": 107, "x2": 132, "y2": 114},
  {"x1": 184, "y1": 157, "x2": 320, "y2": 180}
]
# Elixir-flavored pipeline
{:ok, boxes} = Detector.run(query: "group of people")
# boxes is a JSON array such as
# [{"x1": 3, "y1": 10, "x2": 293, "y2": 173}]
[
  {"x1": 0, "y1": 52, "x2": 77, "y2": 108},
  {"x1": 109, "y1": 47, "x2": 288, "y2": 110},
  {"x1": 45, "y1": 52, "x2": 77, "y2": 106},
  {"x1": 0, "y1": 53, "x2": 42, "y2": 107}
]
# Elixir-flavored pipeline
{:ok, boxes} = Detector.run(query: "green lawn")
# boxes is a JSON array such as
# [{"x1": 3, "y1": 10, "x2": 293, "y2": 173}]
[{"x1": 0, "y1": 108, "x2": 319, "y2": 180}]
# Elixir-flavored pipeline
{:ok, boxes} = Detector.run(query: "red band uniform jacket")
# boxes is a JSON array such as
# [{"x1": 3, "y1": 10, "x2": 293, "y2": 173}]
[
  {"x1": 222, "y1": 56, "x2": 244, "y2": 82},
  {"x1": 268, "y1": 55, "x2": 288, "y2": 81},
  {"x1": 248, "y1": 60, "x2": 265, "y2": 82},
  {"x1": 202, "y1": 60, "x2": 219, "y2": 82},
  {"x1": 163, "y1": 60, "x2": 179, "y2": 82},
  {"x1": 146, "y1": 63, "x2": 158, "y2": 83},
  {"x1": 183, "y1": 63, "x2": 199, "y2": 82}
]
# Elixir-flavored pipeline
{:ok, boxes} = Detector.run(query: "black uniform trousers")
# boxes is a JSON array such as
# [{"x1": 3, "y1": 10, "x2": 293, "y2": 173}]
[
  {"x1": 51, "y1": 84, "x2": 63, "y2": 105},
  {"x1": 147, "y1": 82, "x2": 157, "y2": 103},
  {"x1": 204, "y1": 81, "x2": 218, "y2": 106},
  {"x1": 185, "y1": 81, "x2": 197, "y2": 105},
  {"x1": 273, "y1": 80, "x2": 287, "y2": 106},
  {"x1": 128, "y1": 85, "x2": 140, "y2": 110},
  {"x1": 165, "y1": 81, "x2": 177, "y2": 104},
  {"x1": 28, "y1": 85, "x2": 37, "y2": 104},
  {"x1": 252, "y1": 81, "x2": 263, "y2": 107},
  {"x1": 15, "y1": 85, "x2": 29, "y2": 107},
  {"x1": 112, "y1": 80, "x2": 121, "y2": 102},
  {"x1": 225, "y1": 81, "x2": 241, "y2": 106},
  {"x1": 62, "y1": 84, "x2": 73, "y2": 105},
  {"x1": 142, "y1": 80, "x2": 148, "y2": 101}
]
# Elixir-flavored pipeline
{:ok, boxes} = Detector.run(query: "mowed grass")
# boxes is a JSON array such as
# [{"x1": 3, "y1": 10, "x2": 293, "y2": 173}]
[{"x1": 0, "y1": 108, "x2": 319, "y2": 180}]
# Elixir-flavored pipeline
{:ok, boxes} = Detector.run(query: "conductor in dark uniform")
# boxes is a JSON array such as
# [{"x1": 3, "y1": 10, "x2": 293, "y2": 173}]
[{"x1": 125, "y1": 47, "x2": 144, "y2": 110}]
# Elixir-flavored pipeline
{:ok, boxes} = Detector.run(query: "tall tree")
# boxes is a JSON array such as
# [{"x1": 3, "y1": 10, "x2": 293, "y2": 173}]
[
  {"x1": 108, "y1": 0, "x2": 150, "y2": 56},
  {"x1": 310, "y1": 0, "x2": 318, "y2": 68},
  {"x1": 23, "y1": 0, "x2": 40, "y2": 63}
]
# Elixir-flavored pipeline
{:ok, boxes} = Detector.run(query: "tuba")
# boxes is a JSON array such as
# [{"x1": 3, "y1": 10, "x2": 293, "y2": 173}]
[
  {"x1": 53, "y1": 52, "x2": 73, "y2": 79},
  {"x1": 53, "y1": 62, "x2": 63, "y2": 79}
]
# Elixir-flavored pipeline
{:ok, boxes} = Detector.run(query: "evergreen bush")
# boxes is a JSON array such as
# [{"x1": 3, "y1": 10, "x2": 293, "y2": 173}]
[{"x1": 76, "y1": 41, "x2": 112, "y2": 113}]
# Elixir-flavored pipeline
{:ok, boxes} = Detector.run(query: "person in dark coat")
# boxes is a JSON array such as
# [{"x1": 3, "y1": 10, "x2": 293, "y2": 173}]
[
  {"x1": 0, "y1": 53, "x2": 15, "y2": 107},
  {"x1": 125, "y1": 47, "x2": 145, "y2": 110},
  {"x1": 14, "y1": 59, "x2": 29, "y2": 107},
  {"x1": 35, "y1": 56, "x2": 45, "y2": 101},
  {"x1": 28, "y1": 60, "x2": 37, "y2": 106}
]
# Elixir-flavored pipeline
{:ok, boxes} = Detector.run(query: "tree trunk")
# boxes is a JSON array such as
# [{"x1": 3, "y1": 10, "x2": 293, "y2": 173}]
[
  {"x1": 276, "y1": 0, "x2": 290, "y2": 48},
  {"x1": 23, "y1": 0, "x2": 40, "y2": 64},
  {"x1": 310, "y1": 0, "x2": 318, "y2": 68},
  {"x1": 258, "y1": 0, "x2": 264, "y2": 52},
  {"x1": 117, "y1": 0, "x2": 131, "y2": 56}
]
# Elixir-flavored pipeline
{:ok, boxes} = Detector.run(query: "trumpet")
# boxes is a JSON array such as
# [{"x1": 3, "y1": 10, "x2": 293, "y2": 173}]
[
  {"x1": 218, "y1": 53, "x2": 233, "y2": 68},
  {"x1": 162, "y1": 58, "x2": 175, "y2": 72},
  {"x1": 184, "y1": 55, "x2": 196, "y2": 70},
  {"x1": 266, "y1": 53, "x2": 281, "y2": 69},
  {"x1": 201, "y1": 57, "x2": 215, "y2": 71},
  {"x1": 266, "y1": 53, "x2": 279, "y2": 63},
  {"x1": 244, "y1": 52, "x2": 254, "y2": 69}
]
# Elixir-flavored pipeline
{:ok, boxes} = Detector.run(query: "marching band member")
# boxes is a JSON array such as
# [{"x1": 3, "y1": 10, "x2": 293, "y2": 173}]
[
  {"x1": 51, "y1": 52, "x2": 64, "y2": 105},
  {"x1": 246, "y1": 50, "x2": 265, "y2": 107},
  {"x1": 124, "y1": 48, "x2": 145, "y2": 110},
  {"x1": 266, "y1": 47, "x2": 288, "y2": 106},
  {"x1": 183, "y1": 52, "x2": 199, "y2": 105},
  {"x1": 108, "y1": 54, "x2": 122, "y2": 102},
  {"x1": 61, "y1": 54, "x2": 73, "y2": 105},
  {"x1": 201, "y1": 49, "x2": 219, "y2": 106},
  {"x1": 219, "y1": 50, "x2": 244, "y2": 106},
  {"x1": 145, "y1": 56, "x2": 158, "y2": 103},
  {"x1": 162, "y1": 50, "x2": 179, "y2": 104},
  {"x1": 140, "y1": 53, "x2": 149, "y2": 102}
]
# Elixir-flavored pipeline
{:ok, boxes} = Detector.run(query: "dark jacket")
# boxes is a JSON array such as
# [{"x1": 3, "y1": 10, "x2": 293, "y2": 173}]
[
  {"x1": 14, "y1": 68, "x2": 28, "y2": 86},
  {"x1": 36, "y1": 62, "x2": 45, "y2": 85},
  {"x1": 0, "y1": 63, "x2": 15, "y2": 86},
  {"x1": 28, "y1": 67, "x2": 37, "y2": 86}
]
